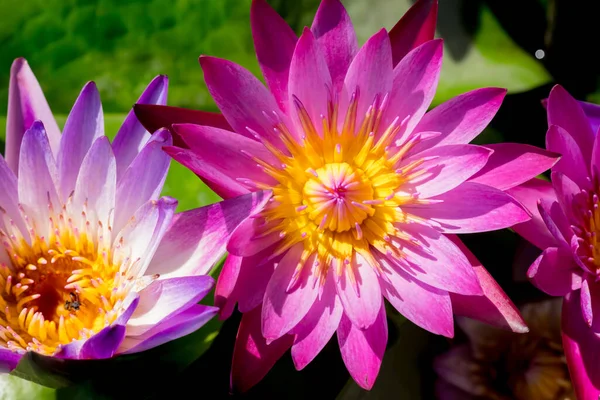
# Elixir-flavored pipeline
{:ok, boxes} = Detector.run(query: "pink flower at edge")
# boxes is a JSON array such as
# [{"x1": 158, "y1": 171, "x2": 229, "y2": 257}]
[
  {"x1": 508, "y1": 85, "x2": 600, "y2": 399},
  {"x1": 135, "y1": 0, "x2": 558, "y2": 392}
]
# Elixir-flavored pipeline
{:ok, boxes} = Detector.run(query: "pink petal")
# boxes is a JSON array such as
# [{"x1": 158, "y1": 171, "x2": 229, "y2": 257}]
[
  {"x1": 378, "y1": 254, "x2": 453, "y2": 336},
  {"x1": 388, "y1": 0, "x2": 438, "y2": 66},
  {"x1": 337, "y1": 303, "x2": 387, "y2": 390},
  {"x1": 406, "y1": 181, "x2": 530, "y2": 233},
  {"x1": 547, "y1": 85, "x2": 595, "y2": 165},
  {"x1": 200, "y1": 56, "x2": 287, "y2": 146},
  {"x1": 231, "y1": 307, "x2": 294, "y2": 393},
  {"x1": 262, "y1": 244, "x2": 320, "y2": 341},
  {"x1": 562, "y1": 291, "x2": 600, "y2": 399},
  {"x1": 237, "y1": 253, "x2": 279, "y2": 314},
  {"x1": 468, "y1": 143, "x2": 559, "y2": 191},
  {"x1": 528, "y1": 247, "x2": 581, "y2": 297},
  {"x1": 311, "y1": 0, "x2": 357, "y2": 89},
  {"x1": 113, "y1": 75, "x2": 168, "y2": 177},
  {"x1": 400, "y1": 144, "x2": 492, "y2": 199},
  {"x1": 592, "y1": 131, "x2": 600, "y2": 182},
  {"x1": 410, "y1": 87, "x2": 506, "y2": 155},
  {"x1": 214, "y1": 255, "x2": 243, "y2": 319},
  {"x1": 552, "y1": 171, "x2": 582, "y2": 225},
  {"x1": 6, "y1": 58, "x2": 61, "y2": 173},
  {"x1": 581, "y1": 279, "x2": 593, "y2": 327},
  {"x1": 146, "y1": 190, "x2": 271, "y2": 279},
  {"x1": 546, "y1": 124, "x2": 591, "y2": 189},
  {"x1": 397, "y1": 226, "x2": 482, "y2": 295},
  {"x1": 291, "y1": 272, "x2": 343, "y2": 370},
  {"x1": 506, "y1": 178, "x2": 558, "y2": 250},
  {"x1": 447, "y1": 234, "x2": 527, "y2": 333},
  {"x1": 537, "y1": 198, "x2": 573, "y2": 247},
  {"x1": 343, "y1": 29, "x2": 393, "y2": 130},
  {"x1": 0, "y1": 154, "x2": 26, "y2": 238},
  {"x1": 383, "y1": 39, "x2": 443, "y2": 139},
  {"x1": 227, "y1": 217, "x2": 281, "y2": 257},
  {"x1": 288, "y1": 28, "x2": 332, "y2": 137},
  {"x1": 335, "y1": 253, "x2": 382, "y2": 329},
  {"x1": 250, "y1": 0, "x2": 297, "y2": 112}
]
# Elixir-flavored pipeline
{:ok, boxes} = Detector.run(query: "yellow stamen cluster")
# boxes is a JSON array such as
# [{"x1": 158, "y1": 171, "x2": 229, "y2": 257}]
[
  {"x1": 243, "y1": 91, "x2": 437, "y2": 283},
  {"x1": 0, "y1": 200, "x2": 131, "y2": 355}
]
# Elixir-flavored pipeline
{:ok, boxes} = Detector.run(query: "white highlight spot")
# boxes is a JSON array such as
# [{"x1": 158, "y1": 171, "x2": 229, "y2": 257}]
[{"x1": 535, "y1": 49, "x2": 545, "y2": 59}]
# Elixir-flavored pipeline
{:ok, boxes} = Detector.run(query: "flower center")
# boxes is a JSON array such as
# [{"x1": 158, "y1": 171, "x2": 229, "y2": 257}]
[
  {"x1": 0, "y1": 204, "x2": 128, "y2": 355},
  {"x1": 302, "y1": 163, "x2": 374, "y2": 233}
]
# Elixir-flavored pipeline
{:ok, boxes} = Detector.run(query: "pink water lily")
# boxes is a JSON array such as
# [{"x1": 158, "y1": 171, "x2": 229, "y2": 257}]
[
  {"x1": 0, "y1": 58, "x2": 268, "y2": 371},
  {"x1": 508, "y1": 85, "x2": 600, "y2": 399},
  {"x1": 135, "y1": 0, "x2": 558, "y2": 391}
]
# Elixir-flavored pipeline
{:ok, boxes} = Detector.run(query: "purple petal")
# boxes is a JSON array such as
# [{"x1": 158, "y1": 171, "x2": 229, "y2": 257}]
[
  {"x1": 291, "y1": 272, "x2": 343, "y2": 370},
  {"x1": 231, "y1": 307, "x2": 294, "y2": 393},
  {"x1": 337, "y1": 303, "x2": 387, "y2": 390},
  {"x1": 250, "y1": 0, "x2": 297, "y2": 112},
  {"x1": 528, "y1": 247, "x2": 581, "y2": 296},
  {"x1": 579, "y1": 100, "x2": 600, "y2": 134},
  {"x1": 547, "y1": 85, "x2": 595, "y2": 165},
  {"x1": 200, "y1": 56, "x2": 288, "y2": 145},
  {"x1": 6, "y1": 58, "x2": 61, "y2": 173},
  {"x1": 400, "y1": 144, "x2": 492, "y2": 198},
  {"x1": 552, "y1": 171, "x2": 582, "y2": 225},
  {"x1": 389, "y1": 0, "x2": 438, "y2": 66},
  {"x1": 311, "y1": 0, "x2": 357, "y2": 90},
  {"x1": 410, "y1": 88, "x2": 506, "y2": 155},
  {"x1": 379, "y1": 255, "x2": 454, "y2": 336},
  {"x1": 262, "y1": 245, "x2": 319, "y2": 341},
  {"x1": 113, "y1": 129, "x2": 172, "y2": 233},
  {"x1": 334, "y1": 253, "x2": 382, "y2": 329},
  {"x1": 468, "y1": 143, "x2": 559, "y2": 191},
  {"x1": 73, "y1": 136, "x2": 116, "y2": 227},
  {"x1": 120, "y1": 304, "x2": 217, "y2": 354},
  {"x1": 57, "y1": 82, "x2": 104, "y2": 200},
  {"x1": 0, "y1": 348, "x2": 23, "y2": 372},
  {"x1": 113, "y1": 75, "x2": 168, "y2": 177},
  {"x1": 506, "y1": 178, "x2": 558, "y2": 250},
  {"x1": 145, "y1": 190, "x2": 271, "y2": 278},
  {"x1": 127, "y1": 275, "x2": 214, "y2": 335},
  {"x1": 433, "y1": 345, "x2": 483, "y2": 397},
  {"x1": 447, "y1": 235, "x2": 527, "y2": 333},
  {"x1": 546, "y1": 124, "x2": 591, "y2": 189},
  {"x1": 537, "y1": 198, "x2": 573, "y2": 247},
  {"x1": 383, "y1": 39, "x2": 443, "y2": 139},
  {"x1": 405, "y1": 182, "x2": 530, "y2": 233},
  {"x1": 592, "y1": 131, "x2": 600, "y2": 182},
  {"x1": 17, "y1": 121, "x2": 60, "y2": 235},
  {"x1": 0, "y1": 154, "x2": 26, "y2": 237},
  {"x1": 288, "y1": 28, "x2": 332, "y2": 137}
]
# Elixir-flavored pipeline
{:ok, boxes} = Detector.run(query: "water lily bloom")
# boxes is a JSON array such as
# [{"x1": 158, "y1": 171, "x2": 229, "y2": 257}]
[
  {"x1": 135, "y1": 0, "x2": 558, "y2": 391},
  {"x1": 0, "y1": 58, "x2": 268, "y2": 371},
  {"x1": 508, "y1": 86, "x2": 600, "y2": 399},
  {"x1": 435, "y1": 299, "x2": 573, "y2": 400}
]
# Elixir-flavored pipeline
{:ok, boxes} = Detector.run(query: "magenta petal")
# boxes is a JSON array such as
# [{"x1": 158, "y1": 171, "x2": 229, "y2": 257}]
[
  {"x1": 311, "y1": 0, "x2": 357, "y2": 89},
  {"x1": 227, "y1": 217, "x2": 281, "y2": 257},
  {"x1": 121, "y1": 304, "x2": 217, "y2": 354},
  {"x1": 547, "y1": 85, "x2": 595, "y2": 164},
  {"x1": 57, "y1": 82, "x2": 104, "y2": 199},
  {"x1": 468, "y1": 143, "x2": 559, "y2": 191},
  {"x1": 146, "y1": 190, "x2": 271, "y2": 278},
  {"x1": 113, "y1": 75, "x2": 168, "y2": 177},
  {"x1": 337, "y1": 303, "x2": 387, "y2": 390},
  {"x1": 552, "y1": 171, "x2": 582, "y2": 225},
  {"x1": 562, "y1": 291, "x2": 600, "y2": 398},
  {"x1": 6, "y1": 58, "x2": 61, "y2": 173},
  {"x1": 506, "y1": 178, "x2": 558, "y2": 250},
  {"x1": 579, "y1": 100, "x2": 600, "y2": 135},
  {"x1": 401, "y1": 144, "x2": 491, "y2": 198},
  {"x1": 410, "y1": 87, "x2": 506, "y2": 154},
  {"x1": 262, "y1": 244, "x2": 319, "y2": 341},
  {"x1": 215, "y1": 255, "x2": 243, "y2": 319},
  {"x1": 335, "y1": 253, "x2": 382, "y2": 329},
  {"x1": 528, "y1": 247, "x2": 581, "y2": 297},
  {"x1": 383, "y1": 39, "x2": 443, "y2": 137},
  {"x1": 389, "y1": 0, "x2": 437, "y2": 66},
  {"x1": 291, "y1": 272, "x2": 343, "y2": 370},
  {"x1": 379, "y1": 256, "x2": 454, "y2": 337},
  {"x1": 237, "y1": 253, "x2": 278, "y2": 313},
  {"x1": 113, "y1": 129, "x2": 172, "y2": 233},
  {"x1": 0, "y1": 348, "x2": 22, "y2": 372},
  {"x1": 447, "y1": 235, "x2": 527, "y2": 333},
  {"x1": 592, "y1": 132, "x2": 600, "y2": 181},
  {"x1": 231, "y1": 307, "x2": 294, "y2": 393},
  {"x1": 18, "y1": 121, "x2": 60, "y2": 235},
  {"x1": 546, "y1": 124, "x2": 590, "y2": 189},
  {"x1": 406, "y1": 182, "x2": 530, "y2": 233},
  {"x1": 288, "y1": 28, "x2": 332, "y2": 137},
  {"x1": 250, "y1": 0, "x2": 297, "y2": 112},
  {"x1": 200, "y1": 56, "x2": 288, "y2": 145},
  {"x1": 537, "y1": 198, "x2": 573, "y2": 247}
]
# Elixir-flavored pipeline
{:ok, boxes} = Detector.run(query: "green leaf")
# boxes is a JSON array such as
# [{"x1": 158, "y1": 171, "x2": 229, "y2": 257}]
[{"x1": 0, "y1": 374, "x2": 55, "y2": 400}]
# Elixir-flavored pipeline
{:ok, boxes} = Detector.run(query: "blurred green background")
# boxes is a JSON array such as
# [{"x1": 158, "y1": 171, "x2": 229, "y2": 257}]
[{"x1": 0, "y1": 0, "x2": 596, "y2": 398}]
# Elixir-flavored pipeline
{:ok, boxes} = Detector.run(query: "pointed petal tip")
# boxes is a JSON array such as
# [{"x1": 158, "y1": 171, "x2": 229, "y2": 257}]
[{"x1": 10, "y1": 57, "x2": 27, "y2": 71}]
